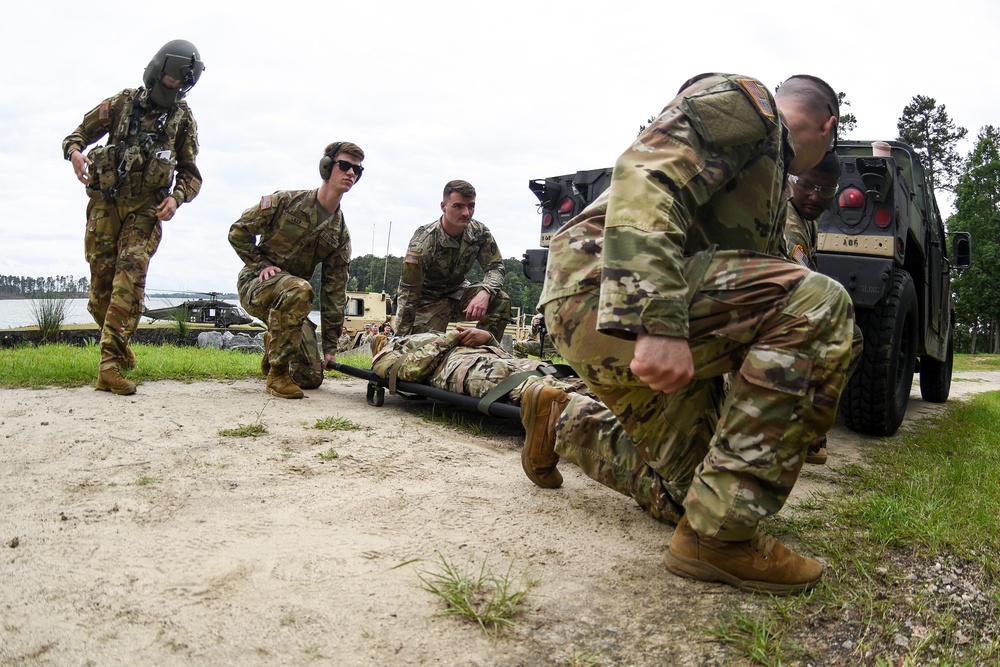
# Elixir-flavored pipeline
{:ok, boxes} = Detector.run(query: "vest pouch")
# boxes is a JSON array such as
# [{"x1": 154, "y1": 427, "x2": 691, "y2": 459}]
[
  {"x1": 143, "y1": 149, "x2": 176, "y2": 190},
  {"x1": 86, "y1": 145, "x2": 119, "y2": 192}
]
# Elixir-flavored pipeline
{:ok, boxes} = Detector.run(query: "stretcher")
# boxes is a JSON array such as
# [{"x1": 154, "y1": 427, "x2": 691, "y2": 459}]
[{"x1": 329, "y1": 362, "x2": 522, "y2": 419}]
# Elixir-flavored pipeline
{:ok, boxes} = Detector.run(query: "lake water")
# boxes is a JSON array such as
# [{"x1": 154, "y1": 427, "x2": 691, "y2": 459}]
[{"x1": 0, "y1": 298, "x2": 320, "y2": 329}]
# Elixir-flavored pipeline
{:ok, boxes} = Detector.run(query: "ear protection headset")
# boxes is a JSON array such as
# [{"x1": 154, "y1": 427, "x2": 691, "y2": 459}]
[{"x1": 319, "y1": 142, "x2": 345, "y2": 181}]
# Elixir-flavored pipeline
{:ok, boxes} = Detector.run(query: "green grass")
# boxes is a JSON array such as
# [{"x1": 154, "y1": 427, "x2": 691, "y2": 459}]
[
  {"x1": 313, "y1": 416, "x2": 361, "y2": 431},
  {"x1": 0, "y1": 342, "x2": 263, "y2": 388},
  {"x1": 416, "y1": 553, "x2": 536, "y2": 635},
  {"x1": 316, "y1": 447, "x2": 339, "y2": 461},
  {"x1": 218, "y1": 423, "x2": 268, "y2": 437},
  {"x1": 713, "y1": 391, "x2": 1000, "y2": 666},
  {"x1": 954, "y1": 353, "x2": 1000, "y2": 373}
]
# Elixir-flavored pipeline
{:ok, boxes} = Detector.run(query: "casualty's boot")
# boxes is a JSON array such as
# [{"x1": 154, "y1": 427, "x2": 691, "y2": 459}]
[
  {"x1": 520, "y1": 382, "x2": 570, "y2": 489},
  {"x1": 806, "y1": 435, "x2": 828, "y2": 465},
  {"x1": 664, "y1": 516, "x2": 825, "y2": 595},
  {"x1": 96, "y1": 366, "x2": 137, "y2": 396},
  {"x1": 260, "y1": 332, "x2": 272, "y2": 376},
  {"x1": 266, "y1": 363, "x2": 304, "y2": 399},
  {"x1": 122, "y1": 341, "x2": 137, "y2": 371}
]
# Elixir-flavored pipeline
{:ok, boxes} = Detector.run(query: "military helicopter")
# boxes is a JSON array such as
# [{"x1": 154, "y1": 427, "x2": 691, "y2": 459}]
[{"x1": 142, "y1": 292, "x2": 258, "y2": 328}]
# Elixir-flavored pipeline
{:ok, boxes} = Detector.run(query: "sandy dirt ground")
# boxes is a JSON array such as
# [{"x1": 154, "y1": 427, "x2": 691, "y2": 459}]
[{"x1": 2, "y1": 371, "x2": 999, "y2": 667}]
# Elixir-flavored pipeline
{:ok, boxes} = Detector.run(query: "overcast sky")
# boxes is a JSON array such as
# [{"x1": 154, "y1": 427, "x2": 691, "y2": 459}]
[{"x1": 2, "y1": 0, "x2": 996, "y2": 296}]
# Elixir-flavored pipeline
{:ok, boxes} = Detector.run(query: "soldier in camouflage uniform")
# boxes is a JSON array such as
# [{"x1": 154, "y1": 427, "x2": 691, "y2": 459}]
[
  {"x1": 337, "y1": 326, "x2": 353, "y2": 353},
  {"x1": 372, "y1": 326, "x2": 589, "y2": 405},
  {"x1": 395, "y1": 180, "x2": 511, "y2": 342},
  {"x1": 229, "y1": 141, "x2": 364, "y2": 399},
  {"x1": 63, "y1": 40, "x2": 204, "y2": 396},
  {"x1": 513, "y1": 314, "x2": 557, "y2": 358},
  {"x1": 530, "y1": 73, "x2": 852, "y2": 595}
]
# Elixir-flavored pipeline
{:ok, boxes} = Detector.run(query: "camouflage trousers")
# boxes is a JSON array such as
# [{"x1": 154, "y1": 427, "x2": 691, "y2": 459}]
[
  {"x1": 543, "y1": 252, "x2": 854, "y2": 541},
  {"x1": 238, "y1": 272, "x2": 324, "y2": 389},
  {"x1": 404, "y1": 284, "x2": 511, "y2": 342},
  {"x1": 513, "y1": 337, "x2": 557, "y2": 359},
  {"x1": 84, "y1": 194, "x2": 162, "y2": 371}
]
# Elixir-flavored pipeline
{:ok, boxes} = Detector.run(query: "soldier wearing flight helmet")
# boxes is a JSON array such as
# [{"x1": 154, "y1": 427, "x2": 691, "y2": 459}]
[{"x1": 63, "y1": 40, "x2": 205, "y2": 395}]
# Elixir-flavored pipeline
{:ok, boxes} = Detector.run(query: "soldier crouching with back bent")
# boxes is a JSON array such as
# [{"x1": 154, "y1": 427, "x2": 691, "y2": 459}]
[
  {"x1": 63, "y1": 40, "x2": 204, "y2": 396},
  {"x1": 228, "y1": 141, "x2": 364, "y2": 399},
  {"x1": 530, "y1": 73, "x2": 853, "y2": 595}
]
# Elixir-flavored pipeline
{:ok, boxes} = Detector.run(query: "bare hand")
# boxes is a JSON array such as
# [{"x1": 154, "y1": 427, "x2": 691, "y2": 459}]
[
  {"x1": 323, "y1": 353, "x2": 336, "y2": 369},
  {"x1": 454, "y1": 325, "x2": 494, "y2": 347},
  {"x1": 70, "y1": 151, "x2": 92, "y2": 185},
  {"x1": 630, "y1": 334, "x2": 694, "y2": 394},
  {"x1": 155, "y1": 196, "x2": 178, "y2": 221},
  {"x1": 258, "y1": 266, "x2": 282, "y2": 282},
  {"x1": 464, "y1": 290, "x2": 491, "y2": 320}
]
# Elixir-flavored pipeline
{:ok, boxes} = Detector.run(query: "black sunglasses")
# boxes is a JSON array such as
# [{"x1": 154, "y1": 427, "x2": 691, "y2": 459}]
[{"x1": 334, "y1": 159, "x2": 364, "y2": 178}]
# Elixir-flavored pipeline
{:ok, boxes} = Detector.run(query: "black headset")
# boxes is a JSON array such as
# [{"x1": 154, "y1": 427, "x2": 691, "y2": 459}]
[{"x1": 319, "y1": 142, "x2": 345, "y2": 181}]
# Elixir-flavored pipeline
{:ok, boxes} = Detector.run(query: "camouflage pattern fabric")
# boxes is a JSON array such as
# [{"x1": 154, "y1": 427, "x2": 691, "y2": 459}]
[
  {"x1": 784, "y1": 203, "x2": 819, "y2": 270},
  {"x1": 64, "y1": 87, "x2": 201, "y2": 370},
  {"x1": 239, "y1": 272, "x2": 317, "y2": 377},
  {"x1": 538, "y1": 73, "x2": 854, "y2": 542},
  {"x1": 371, "y1": 331, "x2": 588, "y2": 402},
  {"x1": 230, "y1": 189, "x2": 350, "y2": 357},
  {"x1": 337, "y1": 333, "x2": 353, "y2": 353},
  {"x1": 395, "y1": 218, "x2": 510, "y2": 341}
]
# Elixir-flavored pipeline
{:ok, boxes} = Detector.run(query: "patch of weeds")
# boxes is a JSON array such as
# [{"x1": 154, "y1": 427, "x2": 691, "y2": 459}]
[
  {"x1": 219, "y1": 401, "x2": 270, "y2": 438},
  {"x1": 417, "y1": 552, "x2": 536, "y2": 635},
  {"x1": 313, "y1": 415, "x2": 362, "y2": 431},
  {"x1": 316, "y1": 447, "x2": 339, "y2": 462},
  {"x1": 135, "y1": 476, "x2": 159, "y2": 486},
  {"x1": 302, "y1": 644, "x2": 325, "y2": 660},
  {"x1": 279, "y1": 613, "x2": 296, "y2": 627},
  {"x1": 280, "y1": 447, "x2": 295, "y2": 460},
  {"x1": 418, "y1": 402, "x2": 512, "y2": 439},
  {"x1": 255, "y1": 647, "x2": 271, "y2": 656},
  {"x1": 218, "y1": 423, "x2": 268, "y2": 437},
  {"x1": 29, "y1": 296, "x2": 69, "y2": 343}
]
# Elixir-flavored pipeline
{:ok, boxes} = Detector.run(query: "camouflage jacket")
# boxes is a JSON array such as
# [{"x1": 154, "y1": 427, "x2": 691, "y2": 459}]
[
  {"x1": 783, "y1": 201, "x2": 819, "y2": 271},
  {"x1": 229, "y1": 189, "x2": 351, "y2": 355},
  {"x1": 337, "y1": 333, "x2": 353, "y2": 352},
  {"x1": 62, "y1": 88, "x2": 201, "y2": 205},
  {"x1": 539, "y1": 73, "x2": 792, "y2": 340},
  {"x1": 395, "y1": 218, "x2": 505, "y2": 333},
  {"x1": 371, "y1": 331, "x2": 542, "y2": 397}
]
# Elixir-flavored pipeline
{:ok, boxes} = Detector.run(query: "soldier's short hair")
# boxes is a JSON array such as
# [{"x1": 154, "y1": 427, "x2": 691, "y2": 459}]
[
  {"x1": 812, "y1": 151, "x2": 842, "y2": 178},
  {"x1": 443, "y1": 180, "x2": 476, "y2": 200},
  {"x1": 325, "y1": 141, "x2": 365, "y2": 162},
  {"x1": 776, "y1": 75, "x2": 839, "y2": 121}
]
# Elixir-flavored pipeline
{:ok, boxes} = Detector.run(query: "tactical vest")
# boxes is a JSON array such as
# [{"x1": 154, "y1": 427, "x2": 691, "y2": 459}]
[{"x1": 87, "y1": 88, "x2": 185, "y2": 199}]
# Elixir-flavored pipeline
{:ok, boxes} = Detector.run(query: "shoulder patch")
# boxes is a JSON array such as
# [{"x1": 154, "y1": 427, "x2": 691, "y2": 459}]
[
  {"x1": 792, "y1": 244, "x2": 809, "y2": 267},
  {"x1": 261, "y1": 195, "x2": 272, "y2": 210},
  {"x1": 99, "y1": 101, "x2": 111, "y2": 121},
  {"x1": 404, "y1": 253, "x2": 420, "y2": 265},
  {"x1": 737, "y1": 78, "x2": 775, "y2": 118}
]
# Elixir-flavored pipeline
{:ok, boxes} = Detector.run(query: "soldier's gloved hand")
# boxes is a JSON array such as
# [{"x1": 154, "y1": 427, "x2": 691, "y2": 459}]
[
  {"x1": 631, "y1": 334, "x2": 694, "y2": 394},
  {"x1": 70, "y1": 151, "x2": 92, "y2": 184},
  {"x1": 464, "y1": 290, "x2": 491, "y2": 320}
]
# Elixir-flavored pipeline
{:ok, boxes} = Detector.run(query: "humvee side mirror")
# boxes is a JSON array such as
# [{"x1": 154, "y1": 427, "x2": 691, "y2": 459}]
[
  {"x1": 950, "y1": 231, "x2": 972, "y2": 269},
  {"x1": 522, "y1": 249, "x2": 548, "y2": 284}
]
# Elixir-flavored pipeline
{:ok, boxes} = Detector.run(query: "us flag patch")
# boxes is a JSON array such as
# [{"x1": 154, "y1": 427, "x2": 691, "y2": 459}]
[
  {"x1": 261, "y1": 195, "x2": 272, "y2": 210},
  {"x1": 792, "y1": 245, "x2": 809, "y2": 267},
  {"x1": 738, "y1": 78, "x2": 775, "y2": 118},
  {"x1": 99, "y1": 101, "x2": 111, "y2": 121},
  {"x1": 404, "y1": 253, "x2": 420, "y2": 265}
]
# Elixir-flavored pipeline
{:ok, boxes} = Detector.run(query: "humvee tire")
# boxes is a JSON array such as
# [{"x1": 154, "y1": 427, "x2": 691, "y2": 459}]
[
  {"x1": 843, "y1": 270, "x2": 918, "y2": 436},
  {"x1": 919, "y1": 333, "x2": 954, "y2": 404}
]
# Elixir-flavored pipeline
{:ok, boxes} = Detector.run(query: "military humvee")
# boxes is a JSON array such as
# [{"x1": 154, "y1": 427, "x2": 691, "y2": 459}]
[
  {"x1": 525, "y1": 143, "x2": 972, "y2": 437},
  {"x1": 817, "y1": 140, "x2": 970, "y2": 436},
  {"x1": 342, "y1": 291, "x2": 393, "y2": 348}
]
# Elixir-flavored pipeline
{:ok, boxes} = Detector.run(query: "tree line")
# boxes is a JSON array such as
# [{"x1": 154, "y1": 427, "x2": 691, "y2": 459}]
[{"x1": 0, "y1": 275, "x2": 88, "y2": 297}]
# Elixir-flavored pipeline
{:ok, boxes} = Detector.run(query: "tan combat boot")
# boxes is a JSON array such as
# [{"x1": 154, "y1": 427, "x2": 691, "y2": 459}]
[
  {"x1": 260, "y1": 332, "x2": 272, "y2": 376},
  {"x1": 806, "y1": 435, "x2": 828, "y2": 465},
  {"x1": 266, "y1": 363, "x2": 304, "y2": 399},
  {"x1": 664, "y1": 516, "x2": 824, "y2": 595},
  {"x1": 122, "y1": 341, "x2": 137, "y2": 371},
  {"x1": 96, "y1": 366, "x2": 137, "y2": 396},
  {"x1": 519, "y1": 382, "x2": 570, "y2": 489}
]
